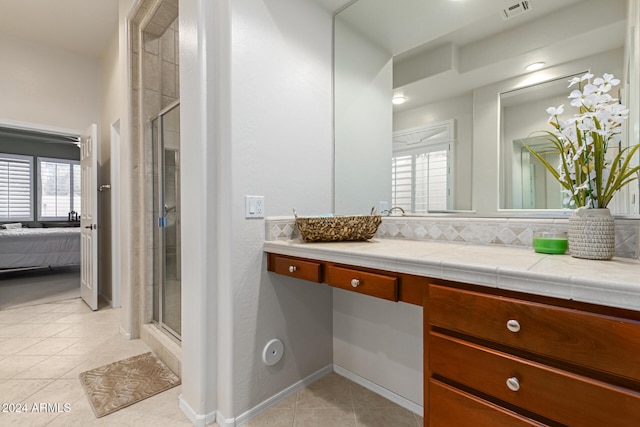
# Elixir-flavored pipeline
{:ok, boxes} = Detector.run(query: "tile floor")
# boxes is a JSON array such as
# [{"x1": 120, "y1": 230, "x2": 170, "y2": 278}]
[
  {"x1": 0, "y1": 298, "x2": 192, "y2": 426},
  {"x1": 244, "y1": 373, "x2": 424, "y2": 427},
  {"x1": 0, "y1": 297, "x2": 423, "y2": 426}
]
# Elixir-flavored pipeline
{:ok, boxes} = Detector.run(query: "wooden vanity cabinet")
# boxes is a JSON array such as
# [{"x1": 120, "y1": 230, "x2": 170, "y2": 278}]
[
  {"x1": 325, "y1": 264, "x2": 398, "y2": 301},
  {"x1": 266, "y1": 252, "x2": 426, "y2": 306},
  {"x1": 429, "y1": 379, "x2": 545, "y2": 427},
  {"x1": 268, "y1": 253, "x2": 323, "y2": 283},
  {"x1": 266, "y1": 251, "x2": 640, "y2": 426},
  {"x1": 427, "y1": 283, "x2": 640, "y2": 427}
]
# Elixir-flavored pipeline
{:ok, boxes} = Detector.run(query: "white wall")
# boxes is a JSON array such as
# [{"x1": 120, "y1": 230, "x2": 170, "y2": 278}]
[
  {"x1": 179, "y1": 0, "x2": 335, "y2": 422},
  {"x1": 0, "y1": 31, "x2": 101, "y2": 131},
  {"x1": 229, "y1": 0, "x2": 335, "y2": 417},
  {"x1": 118, "y1": 0, "x2": 135, "y2": 338},
  {"x1": 333, "y1": 290, "x2": 423, "y2": 406},
  {"x1": 334, "y1": 13, "x2": 392, "y2": 214},
  {"x1": 394, "y1": 93, "x2": 473, "y2": 210}
]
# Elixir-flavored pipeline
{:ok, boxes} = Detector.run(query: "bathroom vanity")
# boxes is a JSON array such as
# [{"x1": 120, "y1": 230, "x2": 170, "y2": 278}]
[{"x1": 264, "y1": 238, "x2": 640, "y2": 426}]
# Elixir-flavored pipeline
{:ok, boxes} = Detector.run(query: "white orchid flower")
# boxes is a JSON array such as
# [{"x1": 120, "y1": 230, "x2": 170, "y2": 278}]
[
  {"x1": 582, "y1": 83, "x2": 598, "y2": 95},
  {"x1": 546, "y1": 104, "x2": 564, "y2": 115},
  {"x1": 534, "y1": 73, "x2": 635, "y2": 208},
  {"x1": 582, "y1": 72, "x2": 594, "y2": 80},
  {"x1": 594, "y1": 73, "x2": 620, "y2": 87},
  {"x1": 568, "y1": 89, "x2": 583, "y2": 99},
  {"x1": 568, "y1": 76, "x2": 581, "y2": 87},
  {"x1": 577, "y1": 117, "x2": 595, "y2": 131}
]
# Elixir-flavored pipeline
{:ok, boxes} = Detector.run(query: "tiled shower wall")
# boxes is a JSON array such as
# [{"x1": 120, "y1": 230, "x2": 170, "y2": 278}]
[
  {"x1": 265, "y1": 216, "x2": 640, "y2": 259},
  {"x1": 129, "y1": 0, "x2": 180, "y2": 333}
]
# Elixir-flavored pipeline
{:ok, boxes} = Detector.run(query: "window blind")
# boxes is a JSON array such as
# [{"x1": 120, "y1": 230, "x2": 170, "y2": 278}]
[
  {"x1": 391, "y1": 146, "x2": 449, "y2": 213},
  {"x1": 0, "y1": 154, "x2": 33, "y2": 221},
  {"x1": 38, "y1": 158, "x2": 81, "y2": 220}
]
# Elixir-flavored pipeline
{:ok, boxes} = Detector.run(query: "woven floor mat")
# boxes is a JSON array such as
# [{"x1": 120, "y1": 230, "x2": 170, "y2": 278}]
[{"x1": 78, "y1": 352, "x2": 180, "y2": 418}]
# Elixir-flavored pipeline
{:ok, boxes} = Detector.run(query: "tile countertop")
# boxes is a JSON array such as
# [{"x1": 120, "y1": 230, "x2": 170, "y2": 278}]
[{"x1": 263, "y1": 239, "x2": 640, "y2": 312}]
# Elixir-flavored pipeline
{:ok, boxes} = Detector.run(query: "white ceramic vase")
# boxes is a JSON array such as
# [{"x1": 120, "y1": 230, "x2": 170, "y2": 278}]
[{"x1": 568, "y1": 207, "x2": 615, "y2": 260}]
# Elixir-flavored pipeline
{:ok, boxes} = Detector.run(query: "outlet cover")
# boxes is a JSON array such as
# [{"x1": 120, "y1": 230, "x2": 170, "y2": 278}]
[{"x1": 245, "y1": 195, "x2": 265, "y2": 218}]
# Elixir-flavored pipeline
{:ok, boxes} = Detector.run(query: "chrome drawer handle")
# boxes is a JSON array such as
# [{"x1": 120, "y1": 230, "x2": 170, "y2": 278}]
[
  {"x1": 351, "y1": 279, "x2": 360, "y2": 288},
  {"x1": 506, "y1": 377, "x2": 520, "y2": 392},
  {"x1": 288, "y1": 265, "x2": 297, "y2": 273},
  {"x1": 507, "y1": 319, "x2": 521, "y2": 333}
]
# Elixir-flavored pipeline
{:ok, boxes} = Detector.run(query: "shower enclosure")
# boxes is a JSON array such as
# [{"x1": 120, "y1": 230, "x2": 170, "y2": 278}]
[{"x1": 152, "y1": 102, "x2": 181, "y2": 339}]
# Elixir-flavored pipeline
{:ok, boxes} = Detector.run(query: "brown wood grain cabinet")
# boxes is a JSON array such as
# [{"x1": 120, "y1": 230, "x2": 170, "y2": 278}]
[
  {"x1": 428, "y1": 283, "x2": 640, "y2": 427},
  {"x1": 268, "y1": 253, "x2": 323, "y2": 283},
  {"x1": 266, "y1": 252, "x2": 640, "y2": 426},
  {"x1": 429, "y1": 379, "x2": 548, "y2": 427},
  {"x1": 266, "y1": 252, "x2": 425, "y2": 305},
  {"x1": 325, "y1": 264, "x2": 398, "y2": 302}
]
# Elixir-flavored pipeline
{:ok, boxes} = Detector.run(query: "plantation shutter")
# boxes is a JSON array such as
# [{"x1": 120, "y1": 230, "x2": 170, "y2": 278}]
[
  {"x1": 0, "y1": 154, "x2": 33, "y2": 221},
  {"x1": 392, "y1": 120, "x2": 455, "y2": 213},
  {"x1": 391, "y1": 146, "x2": 449, "y2": 213},
  {"x1": 391, "y1": 155, "x2": 413, "y2": 212}
]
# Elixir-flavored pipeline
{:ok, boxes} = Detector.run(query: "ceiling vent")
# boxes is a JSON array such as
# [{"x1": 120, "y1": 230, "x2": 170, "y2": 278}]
[{"x1": 500, "y1": 1, "x2": 532, "y2": 20}]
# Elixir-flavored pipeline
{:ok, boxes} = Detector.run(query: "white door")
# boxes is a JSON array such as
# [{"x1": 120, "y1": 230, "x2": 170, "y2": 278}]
[{"x1": 80, "y1": 124, "x2": 99, "y2": 310}]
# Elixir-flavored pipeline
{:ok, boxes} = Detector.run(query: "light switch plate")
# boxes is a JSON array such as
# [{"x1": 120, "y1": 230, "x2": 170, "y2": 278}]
[{"x1": 245, "y1": 195, "x2": 265, "y2": 218}]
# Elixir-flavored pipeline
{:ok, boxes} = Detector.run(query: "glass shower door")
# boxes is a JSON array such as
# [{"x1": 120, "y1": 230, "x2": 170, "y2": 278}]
[{"x1": 152, "y1": 102, "x2": 181, "y2": 339}]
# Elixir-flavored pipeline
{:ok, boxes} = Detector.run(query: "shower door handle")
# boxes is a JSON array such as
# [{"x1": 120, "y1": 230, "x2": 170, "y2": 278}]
[{"x1": 158, "y1": 217, "x2": 168, "y2": 228}]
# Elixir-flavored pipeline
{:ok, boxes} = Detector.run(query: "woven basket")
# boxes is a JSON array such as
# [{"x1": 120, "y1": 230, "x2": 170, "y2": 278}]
[{"x1": 294, "y1": 211, "x2": 382, "y2": 242}]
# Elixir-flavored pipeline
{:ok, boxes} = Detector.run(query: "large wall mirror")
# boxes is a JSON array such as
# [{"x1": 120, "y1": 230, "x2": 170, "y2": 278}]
[
  {"x1": 334, "y1": 0, "x2": 640, "y2": 216},
  {"x1": 500, "y1": 73, "x2": 584, "y2": 210}
]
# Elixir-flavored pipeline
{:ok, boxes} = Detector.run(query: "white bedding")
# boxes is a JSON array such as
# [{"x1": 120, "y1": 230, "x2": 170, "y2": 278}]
[{"x1": 0, "y1": 227, "x2": 80, "y2": 269}]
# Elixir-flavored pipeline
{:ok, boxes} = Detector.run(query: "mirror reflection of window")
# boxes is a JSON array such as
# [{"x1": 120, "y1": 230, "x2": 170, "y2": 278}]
[{"x1": 392, "y1": 120, "x2": 454, "y2": 213}]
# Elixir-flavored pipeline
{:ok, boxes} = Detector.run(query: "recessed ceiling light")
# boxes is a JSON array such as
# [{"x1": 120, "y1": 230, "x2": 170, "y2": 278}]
[
  {"x1": 525, "y1": 62, "x2": 545, "y2": 72},
  {"x1": 392, "y1": 96, "x2": 406, "y2": 105}
]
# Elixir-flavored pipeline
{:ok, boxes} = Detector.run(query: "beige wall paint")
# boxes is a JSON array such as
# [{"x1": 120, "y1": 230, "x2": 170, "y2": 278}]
[{"x1": 0, "y1": 32, "x2": 101, "y2": 131}]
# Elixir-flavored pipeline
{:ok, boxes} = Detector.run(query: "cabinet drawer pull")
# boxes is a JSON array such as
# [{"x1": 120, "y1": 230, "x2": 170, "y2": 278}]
[
  {"x1": 288, "y1": 265, "x2": 297, "y2": 273},
  {"x1": 506, "y1": 377, "x2": 520, "y2": 392},
  {"x1": 506, "y1": 319, "x2": 521, "y2": 333},
  {"x1": 351, "y1": 278, "x2": 360, "y2": 287}
]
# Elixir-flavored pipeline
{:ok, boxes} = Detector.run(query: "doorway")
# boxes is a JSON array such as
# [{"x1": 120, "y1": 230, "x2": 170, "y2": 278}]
[
  {"x1": 0, "y1": 122, "x2": 84, "y2": 310},
  {"x1": 152, "y1": 102, "x2": 181, "y2": 339}
]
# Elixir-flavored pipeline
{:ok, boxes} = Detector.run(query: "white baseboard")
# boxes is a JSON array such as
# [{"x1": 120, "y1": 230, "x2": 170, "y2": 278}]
[
  {"x1": 234, "y1": 364, "x2": 334, "y2": 426},
  {"x1": 179, "y1": 394, "x2": 218, "y2": 427},
  {"x1": 178, "y1": 363, "x2": 422, "y2": 426},
  {"x1": 119, "y1": 326, "x2": 131, "y2": 340},
  {"x1": 333, "y1": 364, "x2": 424, "y2": 417},
  {"x1": 215, "y1": 411, "x2": 237, "y2": 426}
]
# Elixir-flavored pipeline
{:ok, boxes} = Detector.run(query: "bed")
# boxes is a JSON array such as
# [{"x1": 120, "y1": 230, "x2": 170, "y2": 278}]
[{"x1": 0, "y1": 227, "x2": 80, "y2": 269}]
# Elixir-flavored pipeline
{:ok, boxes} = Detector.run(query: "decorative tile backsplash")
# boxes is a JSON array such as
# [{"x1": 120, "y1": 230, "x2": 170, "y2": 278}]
[{"x1": 265, "y1": 216, "x2": 640, "y2": 259}]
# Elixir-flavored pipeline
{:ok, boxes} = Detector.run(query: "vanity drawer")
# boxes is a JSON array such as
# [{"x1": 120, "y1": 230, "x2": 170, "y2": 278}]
[
  {"x1": 429, "y1": 284, "x2": 640, "y2": 382},
  {"x1": 429, "y1": 379, "x2": 547, "y2": 427},
  {"x1": 326, "y1": 265, "x2": 398, "y2": 301},
  {"x1": 270, "y1": 254, "x2": 323, "y2": 283},
  {"x1": 430, "y1": 332, "x2": 640, "y2": 427}
]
